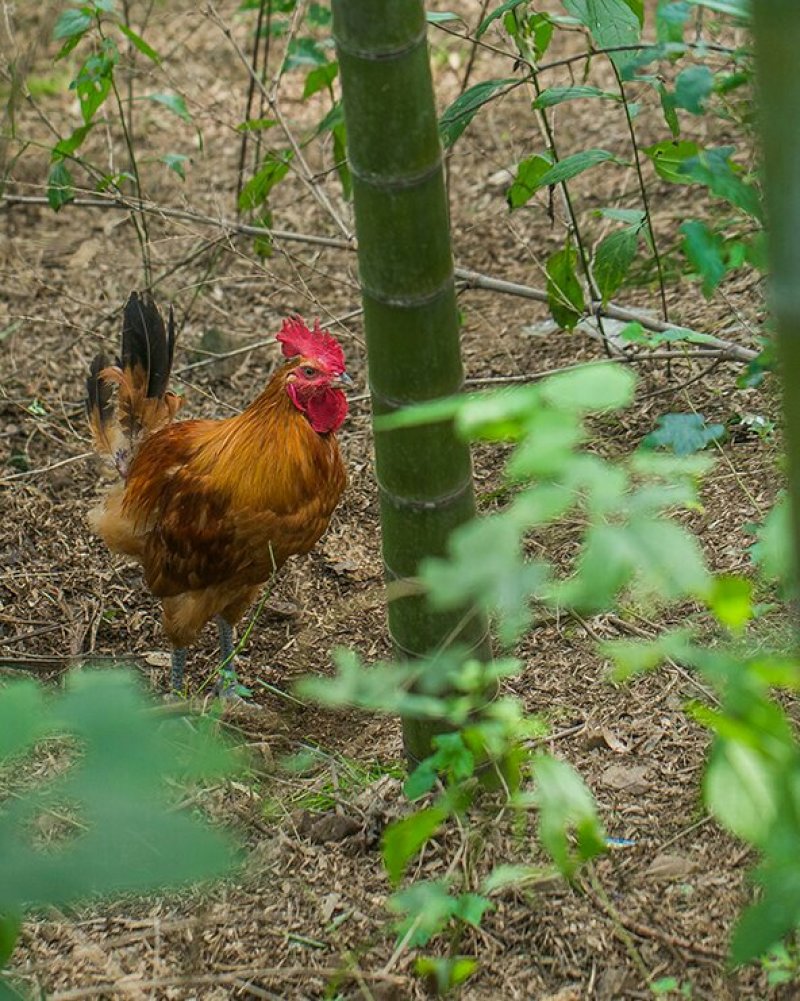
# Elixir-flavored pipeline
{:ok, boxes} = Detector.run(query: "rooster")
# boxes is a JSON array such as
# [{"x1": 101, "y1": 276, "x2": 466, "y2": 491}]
[{"x1": 87, "y1": 291, "x2": 350, "y2": 695}]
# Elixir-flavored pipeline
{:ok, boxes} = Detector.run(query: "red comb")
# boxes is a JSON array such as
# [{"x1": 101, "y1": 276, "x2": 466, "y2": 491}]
[{"x1": 277, "y1": 316, "x2": 345, "y2": 373}]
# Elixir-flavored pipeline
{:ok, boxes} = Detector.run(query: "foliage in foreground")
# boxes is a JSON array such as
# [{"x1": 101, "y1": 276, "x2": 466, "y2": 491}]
[
  {"x1": 0, "y1": 670, "x2": 240, "y2": 997},
  {"x1": 302, "y1": 360, "x2": 798, "y2": 990}
]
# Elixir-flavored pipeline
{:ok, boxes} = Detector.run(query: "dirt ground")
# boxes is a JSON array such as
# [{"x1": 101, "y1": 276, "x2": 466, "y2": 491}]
[{"x1": 0, "y1": 2, "x2": 790, "y2": 998}]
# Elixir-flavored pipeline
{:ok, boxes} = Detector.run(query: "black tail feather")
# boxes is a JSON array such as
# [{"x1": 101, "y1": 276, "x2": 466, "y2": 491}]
[
  {"x1": 86, "y1": 352, "x2": 114, "y2": 426},
  {"x1": 122, "y1": 290, "x2": 172, "y2": 399}
]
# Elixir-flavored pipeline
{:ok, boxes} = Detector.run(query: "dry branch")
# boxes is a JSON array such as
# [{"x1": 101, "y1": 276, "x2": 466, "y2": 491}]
[{"x1": 0, "y1": 193, "x2": 759, "y2": 363}]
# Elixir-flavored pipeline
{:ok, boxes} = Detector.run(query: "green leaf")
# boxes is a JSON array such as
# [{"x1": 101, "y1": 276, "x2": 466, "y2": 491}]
[
  {"x1": 147, "y1": 92, "x2": 192, "y2": 123},
  {"x1": 283, "y1": 36, "x2": 331, "y2": 70},
  {"x1": 643, "y1": 139, "x2": 700, "y2": 182},
  {"x1": 532, "y1": 85, "x2": 618, "y2": 109},
  {"x1": 53, "y1": 123, "x2": 95, "y2": 159},
  {"x1": 704, "y1": 739, "x2": 777, "y2": 846},
  {"x1": 439, "y1": 78, "x2": 516, "y2": 149},
  {"x1": 680, "y1": 220, "x2": 726, "y2": 297},
  {"x1": 658, "y1": 80, "x2": 680, "y2": 137},
  {"x1": 72, "y1": 49, "x2": 116, "y2": 124},
  {"x1": 422, "y1": 515, "x2": 548, "y2": 644},
  {"x1": 750, "y1": 496, "x2": 791, "y2": 583},
  {"x1": 506, "y1": 153, "x2": 553, "y2": 210},
  {"x1": 454, "y1": 892, "x2": 492, "y2": 927},
  {"x1": 404, "y1": 761, "x2": 438, "y2": 800},
  {"x1": 477, "y1": 0, "x2": 526, "y2": 37},
  {"x1": 535, "y1": 148, "x2": 617, "y2": 190},
  {"x1": 118, "y1": 23, "x2": 161, "y2": 63},
  {"x1": 303, "y1": 60, "x2": 337, "y2": 99},
  {"x1": 708, "y1": 575, "x2": 753, "y2": 633},
  {"x1": 238, "y1": 152, "x2": 292, "y2": 212},
  {"x1": 47, "y1": 161, "x2": 75, "y2": 212},
  {"x1": 562, "y1": 0, "x2": 642, "y2": 67},
  {"x1": 481, "y1": 864, "x2": 550, "y2": 893},
  {"x1": 643, "y1": 412, "x2": 725, "y2": 455},
  {"x1": 673, "y1": 64, "x2": 714, "y2": 114},
  {"x1": 657, "y1": 0, "x2": 691, "y2": 43},
  {"x1": 160, "y1": 153, "x2": 189, "y2": 180},
  {"x1": 679, "y1": 146, "x2": 762, "y2": 220},
  {"x1": 533, "y1": 754, "x2": 606, "y2": 878},
  {"x1": 546, "y1": 244, "x2": 585, "y2": 329},
  {"x1": 389, "y1": 880, "x2": 458, "y2": 947},
  {"x1": 54, "y1": 8, "x2": 93, "y2": 41},
  {"x1": 414, "y1": 956, "x2": 478, "y2": 992},
  {"x1": 540, "y1": 363, "x2": 636, "y2": 412},
  {"x1": 594, "y1": 226, "x2": 639, "y2": 303},
  {"x1": 382, "y1": 807, "x2": 448, "y2": 885}
]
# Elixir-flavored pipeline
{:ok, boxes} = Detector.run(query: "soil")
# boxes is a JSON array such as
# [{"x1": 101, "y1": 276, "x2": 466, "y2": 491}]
[{"x1": 0, "y1": 2, "x2": 790, "y2": 999}]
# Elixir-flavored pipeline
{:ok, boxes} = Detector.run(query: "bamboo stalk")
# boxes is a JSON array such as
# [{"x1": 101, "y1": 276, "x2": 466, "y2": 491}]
[
  {"x1": 753, "y1": 2, "x2": 800, "y2": 593},
  {"x1": 332, "y1": 0, "x2": 492, "y2": 762}
]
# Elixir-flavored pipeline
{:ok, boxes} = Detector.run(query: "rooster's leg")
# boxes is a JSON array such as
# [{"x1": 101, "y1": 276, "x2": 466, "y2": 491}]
[
  {"x1": 170, "y1": 647, "x2": 187, "y2": 693},
  {"x1": 214, "y1": 615, "x2": 239, "y2": 697}
]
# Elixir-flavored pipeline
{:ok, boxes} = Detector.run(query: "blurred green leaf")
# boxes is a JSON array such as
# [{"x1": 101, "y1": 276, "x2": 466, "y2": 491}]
[
  {"x1": 383, "y1": 807, "x2": 448, "y2": 885},
  {"x1": 0, "y1": 670, "x2": 240, "y2": 916},
  {"x1": 680, "y1": 219, "x2": 727, "y2": 297},
  {"x1": 118, "y1": 23, "x2": 161, "y2": 63},
  {"x1": 540, "y1": 363, "x2": 636, "y2": 412},
  {"x1": 709, "y1": 575, "x2": 753, "y2": 633},
  {"x1": 160, "y1": 153, "x2": 189, "y2": 179},
  {"x1": 54, "y1": 8, "x2": 93, "y2": 41},
  {"x1": 644, "y1": 412, "x2": 725, "y2": 455},
  {"x1": 704, "y1": 740, "x2": 777, "y2": 846},
  {"x1": 389, "y1": 880, "x2": 457, "y2": 946},
  {"x1": 533, "y1": 755, "x2": 606, "y2": 877},
  {"x1": 414, "y1": 955, "x2": 477, "y2": 992},
  {"x1": 673, "y1": 64, "x2": 714, "y2": 113},
  {"x1": 750, "y1": 496, "x2": 791, "y2": 584},
  {"x1": 147, "y1": 92, "x2": 192, "y2": 123}
]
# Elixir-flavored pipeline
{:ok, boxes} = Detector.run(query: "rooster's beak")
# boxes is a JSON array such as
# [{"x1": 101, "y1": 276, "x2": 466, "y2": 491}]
[{"x1": 331, "y1": 372, "x2": 354, "y2": 391}]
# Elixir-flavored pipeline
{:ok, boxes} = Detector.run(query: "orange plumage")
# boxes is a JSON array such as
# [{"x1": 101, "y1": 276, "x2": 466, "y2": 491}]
[{"x1": 87, "y1": 292, "x2": 349, "y2": 693}]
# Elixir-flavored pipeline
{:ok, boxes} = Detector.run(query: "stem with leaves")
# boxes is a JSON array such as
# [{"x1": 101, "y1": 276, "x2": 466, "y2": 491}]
[
  {"x1": 609, "y1": 60, "x2": 669, "y2": 326},
  {"x1": 332, "y1": 0, "x2": 492, "y2": 762},
  {"x1": 512, "y1": 9, "x2": 612, "y2": 357}
]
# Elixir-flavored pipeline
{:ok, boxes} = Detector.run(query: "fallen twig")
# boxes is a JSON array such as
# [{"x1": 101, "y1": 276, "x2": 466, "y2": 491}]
[{"x1": 47, "y1": 965, "x2": 408, "y2": 999}]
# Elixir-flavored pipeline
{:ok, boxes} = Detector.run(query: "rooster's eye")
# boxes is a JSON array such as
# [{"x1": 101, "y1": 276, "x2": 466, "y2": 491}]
[{"x1": 301, "y1": 365, "x2": 317, "y2": 378}]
